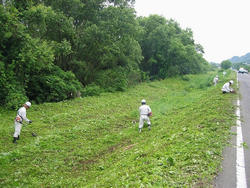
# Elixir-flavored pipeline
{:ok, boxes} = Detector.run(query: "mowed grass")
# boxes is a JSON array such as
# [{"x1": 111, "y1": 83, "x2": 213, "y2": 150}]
[{"x1": 0, "y1": 71, "x2": 237, "y2": 187}]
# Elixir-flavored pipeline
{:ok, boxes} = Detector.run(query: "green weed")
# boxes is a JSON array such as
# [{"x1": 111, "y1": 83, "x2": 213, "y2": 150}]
[{"x1": 0, "y1": 71, "x2": 237, "y2": 187}]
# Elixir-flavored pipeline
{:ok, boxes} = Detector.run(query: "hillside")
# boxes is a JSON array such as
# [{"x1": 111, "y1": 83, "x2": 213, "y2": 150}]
[
  {"x1": 230, "y1": 52, "x2": 250, "y2": 64},
  {"x1": 0, "y1": 71, "x2": 237, "y2": 187}
]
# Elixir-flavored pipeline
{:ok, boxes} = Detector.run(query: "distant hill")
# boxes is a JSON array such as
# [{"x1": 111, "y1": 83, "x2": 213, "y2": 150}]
[{"x1": 230, "y1": 52, "x2": 250, "y2": 64}]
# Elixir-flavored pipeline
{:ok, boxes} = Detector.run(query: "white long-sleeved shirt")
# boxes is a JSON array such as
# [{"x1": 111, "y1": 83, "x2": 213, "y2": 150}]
[
  {"x1": 139, "y1": 104, "x2": 152, "y2": 116},
  {"x1": 222, "y1": 82, "x2": 233, "y2": 92},
  {"x1": 16, "y1": 107, "x2": 30, "y2": 122}
]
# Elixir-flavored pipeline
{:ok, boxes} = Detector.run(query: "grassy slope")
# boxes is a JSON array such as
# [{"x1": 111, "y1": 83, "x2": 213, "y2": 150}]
[{"x1": 0, "y1": 71, "x2": 237, "y2": 187}]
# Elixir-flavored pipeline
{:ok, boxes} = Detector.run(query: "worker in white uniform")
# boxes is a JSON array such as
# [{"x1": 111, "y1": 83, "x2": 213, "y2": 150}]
[
  {"x1": 13, "y1": 102, "x2": 32, "y2": 144},
  {"x1": 221, "y1": 80, "x2": 234, "y2": 93},
  {"x1": 139, "y1": 99, "x2": 152, "y2": 132},
  {"x1": 213, "y1": 75, "x2": 219, "y2": 86}
]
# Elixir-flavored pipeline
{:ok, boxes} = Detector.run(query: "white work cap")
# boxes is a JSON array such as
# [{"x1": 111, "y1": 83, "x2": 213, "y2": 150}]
[
  {"x1": 25, "y1": 102, "x2": 31, "y2": 107},
  {"x1": 229, "y1": 80, "x2": 234, "y2": 84},
  {"x1": 141, "y1": 99, "x2": 146, "y2": 103}
]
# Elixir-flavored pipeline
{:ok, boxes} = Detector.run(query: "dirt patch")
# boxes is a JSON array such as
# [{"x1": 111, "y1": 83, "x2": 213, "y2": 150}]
[{"x1": 123, "y1": 143, "x2": 138, "y2": 151}]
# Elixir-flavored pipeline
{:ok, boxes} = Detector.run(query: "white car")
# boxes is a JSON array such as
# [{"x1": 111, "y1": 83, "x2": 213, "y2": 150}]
[{"x1": 238, "y1": 68, "x2": 246, "y2": 74}]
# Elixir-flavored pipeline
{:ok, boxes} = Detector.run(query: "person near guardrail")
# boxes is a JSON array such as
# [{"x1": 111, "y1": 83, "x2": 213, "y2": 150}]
[
  {"x1": 13, "y1": 102, "x2": 32, "y2": 144},
  {"x1": 222, "y1": 80, "x2": 235, "y2": 93},
  {"x1": 139, "y1": 99, "x2": 152, "y2": 132}
]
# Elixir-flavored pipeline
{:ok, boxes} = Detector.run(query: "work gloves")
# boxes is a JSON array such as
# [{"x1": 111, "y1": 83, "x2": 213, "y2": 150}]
[{"x1": 148, "y1": 112, "x2": 153, "y2": 116}]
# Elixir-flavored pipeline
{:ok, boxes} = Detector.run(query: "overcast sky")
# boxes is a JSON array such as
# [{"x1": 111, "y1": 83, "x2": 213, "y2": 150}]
[{"x1": 133, "y1": 0, "x2": 250, "y2": 63}]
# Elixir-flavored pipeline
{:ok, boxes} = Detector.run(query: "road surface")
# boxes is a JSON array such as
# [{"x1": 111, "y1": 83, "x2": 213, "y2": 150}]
[{"x1": 214, "y1": 73, "x2": 250, "y2": 188}]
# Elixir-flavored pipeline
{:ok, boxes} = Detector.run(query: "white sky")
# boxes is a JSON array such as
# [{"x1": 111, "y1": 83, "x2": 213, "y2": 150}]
[{"x1": 133, "y1": 0, "x2": 250, "y2": 63}]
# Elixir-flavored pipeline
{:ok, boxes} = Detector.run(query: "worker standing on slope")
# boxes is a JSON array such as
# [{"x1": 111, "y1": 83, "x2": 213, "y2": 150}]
[
  {"x1": 139, "y1": 99, "x2": 152, "y2": 132},
  {"x1": 222, "y1": 80, "x2": 235, "y2": 93},
  {"x1": 13, "y1": 102, "x2": 32, "y2": 144},
  {"x1": 213, "y1": 75, "x2": 219, "y2": 86}
]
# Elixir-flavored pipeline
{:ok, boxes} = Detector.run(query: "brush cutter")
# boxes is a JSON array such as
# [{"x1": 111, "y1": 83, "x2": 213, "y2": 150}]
[{"x1": 23, "y1": 123, "x2": 37, "y2": 137}]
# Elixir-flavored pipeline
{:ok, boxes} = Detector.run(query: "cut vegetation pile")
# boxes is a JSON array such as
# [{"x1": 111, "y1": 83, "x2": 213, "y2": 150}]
[{"x1": 0, "y1": 71, "x2": 237, "y2": 187}]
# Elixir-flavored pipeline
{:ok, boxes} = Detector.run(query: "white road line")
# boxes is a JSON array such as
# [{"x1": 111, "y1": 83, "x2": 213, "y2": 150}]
[{"x1": 236, "y1": 77, "x2": 247, "y2": 188}]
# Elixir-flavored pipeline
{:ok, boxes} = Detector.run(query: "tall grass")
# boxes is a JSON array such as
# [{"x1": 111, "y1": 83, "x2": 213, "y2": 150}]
[{"x1": 0, "y1": 71, "x2": 237, "y2": 187}]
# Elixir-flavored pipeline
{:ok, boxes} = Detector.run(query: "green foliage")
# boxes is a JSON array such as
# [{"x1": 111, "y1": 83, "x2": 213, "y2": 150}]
[
  {"x1": 231, "y1": 62, "x2": 244, "y2": 70},
  {"x1": 73, "y1": 6, "x2": 143, "y2": 86},
  {"x1": 138, "y1": 15, "x2": 210, "y2": 79},
  {"x1": 218, "y1": 69, "x2": 233, "y2": 76},
  {"x1": 0, "y1": 72, "x2": 237, "y2": 187},
  {"x1": 210, "y1": 62, "x2": 220, "y2": 70},
  {"x1": 217, "y1": 69, "x2": 225, "y2": 73},
  {"x1": 23, "y1": 4, "x2": 74, "y2": 42},
  {"x1": 4, "y1": 90, "x2": 28, "y2": 110},
  {"x1": 184, "y1": 75, "x2": 209, "y2": 91},
  {"x1": 181, "y1": 75, "x2": 191, "y2": 81},
  {"x1": 82, "y1": 83, "x2": 102, "y2": 97},
  {"x1": 140, "y1": 71, "x2": 150, "y2": 82},
  {"x1": 231, "y1": 62, "x2": 250, "y2": 72},
  {"x1": 95, "y1": 67, "x2": 129, "y2": 92},
  {"x1": 0, "y1": 3, "x2": 83, "y2": 108},
  {"x1": 245, "y1": 65, "x2": 250, "y2": 72},
  {"x1": 166, "y1": 156, "x2": 175, "y2": 166},
  {"x1": 27, "y1": 66, "x2": 83, "y2": 103},
  {"x1": 221, "y1": 60, "x2": 232, "y2": 69},
  {"x1": 0, "y1": 0, "x2": 213, "y2": 110}
]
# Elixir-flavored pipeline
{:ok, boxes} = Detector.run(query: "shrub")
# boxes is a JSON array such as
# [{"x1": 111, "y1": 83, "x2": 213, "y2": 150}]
[
  {"x1": 82, "y1": 83, "x2": 102, "y2": 96},
  {"x1": 27, "y1": 66, "x2": 83, "y2": 103},
  {"x1": 181, "y1": 75, "x2": 191, "y2": 81},
  {"x1": 95, "y1": 67, "x2": 130, "y2": 92},
  {"x1": 4, "y1": 91, "x2": 29, "y2": 110}
]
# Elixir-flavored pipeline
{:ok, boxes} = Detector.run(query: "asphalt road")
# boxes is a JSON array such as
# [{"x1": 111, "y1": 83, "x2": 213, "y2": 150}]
[{"x1": 214, "y1": 73, "x2": 250, "y2": 188}]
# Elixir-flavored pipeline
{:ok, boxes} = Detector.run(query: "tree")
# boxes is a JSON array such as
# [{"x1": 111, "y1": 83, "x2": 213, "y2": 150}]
[
  {"x1": 69, "y1": 5, "x2": 143, "y2": 88},
  {"x1": 0, "y1": 3, "x2": 83, "y2": 109},
  {"x1": 221, "y1": 60, "x2": 232, "y2": 69},
  {"x1": 138, "y1": 15, "x2": 209, "y2": 79},
  {"x1": 0, "y1": 0, "x2": 211, "y2": 109}
]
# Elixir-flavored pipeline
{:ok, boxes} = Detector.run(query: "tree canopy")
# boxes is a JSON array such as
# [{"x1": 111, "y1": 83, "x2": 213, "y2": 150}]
[
  {"x1": 221, "y1": 60, "x2": 232, "y2": 69},
  {"x1": 0, "y1": 0, "x2": 210, "y2": 109}
]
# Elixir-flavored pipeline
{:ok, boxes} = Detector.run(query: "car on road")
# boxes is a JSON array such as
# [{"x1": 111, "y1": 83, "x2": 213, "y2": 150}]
[{"x1": 238, "y1": 68, "x2": 248, "y2": 74}]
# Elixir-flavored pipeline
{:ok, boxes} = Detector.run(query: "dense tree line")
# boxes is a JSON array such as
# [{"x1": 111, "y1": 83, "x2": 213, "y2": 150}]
[{"x1": 0, "y1": 0, "x2": 210, "y2": 109}]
